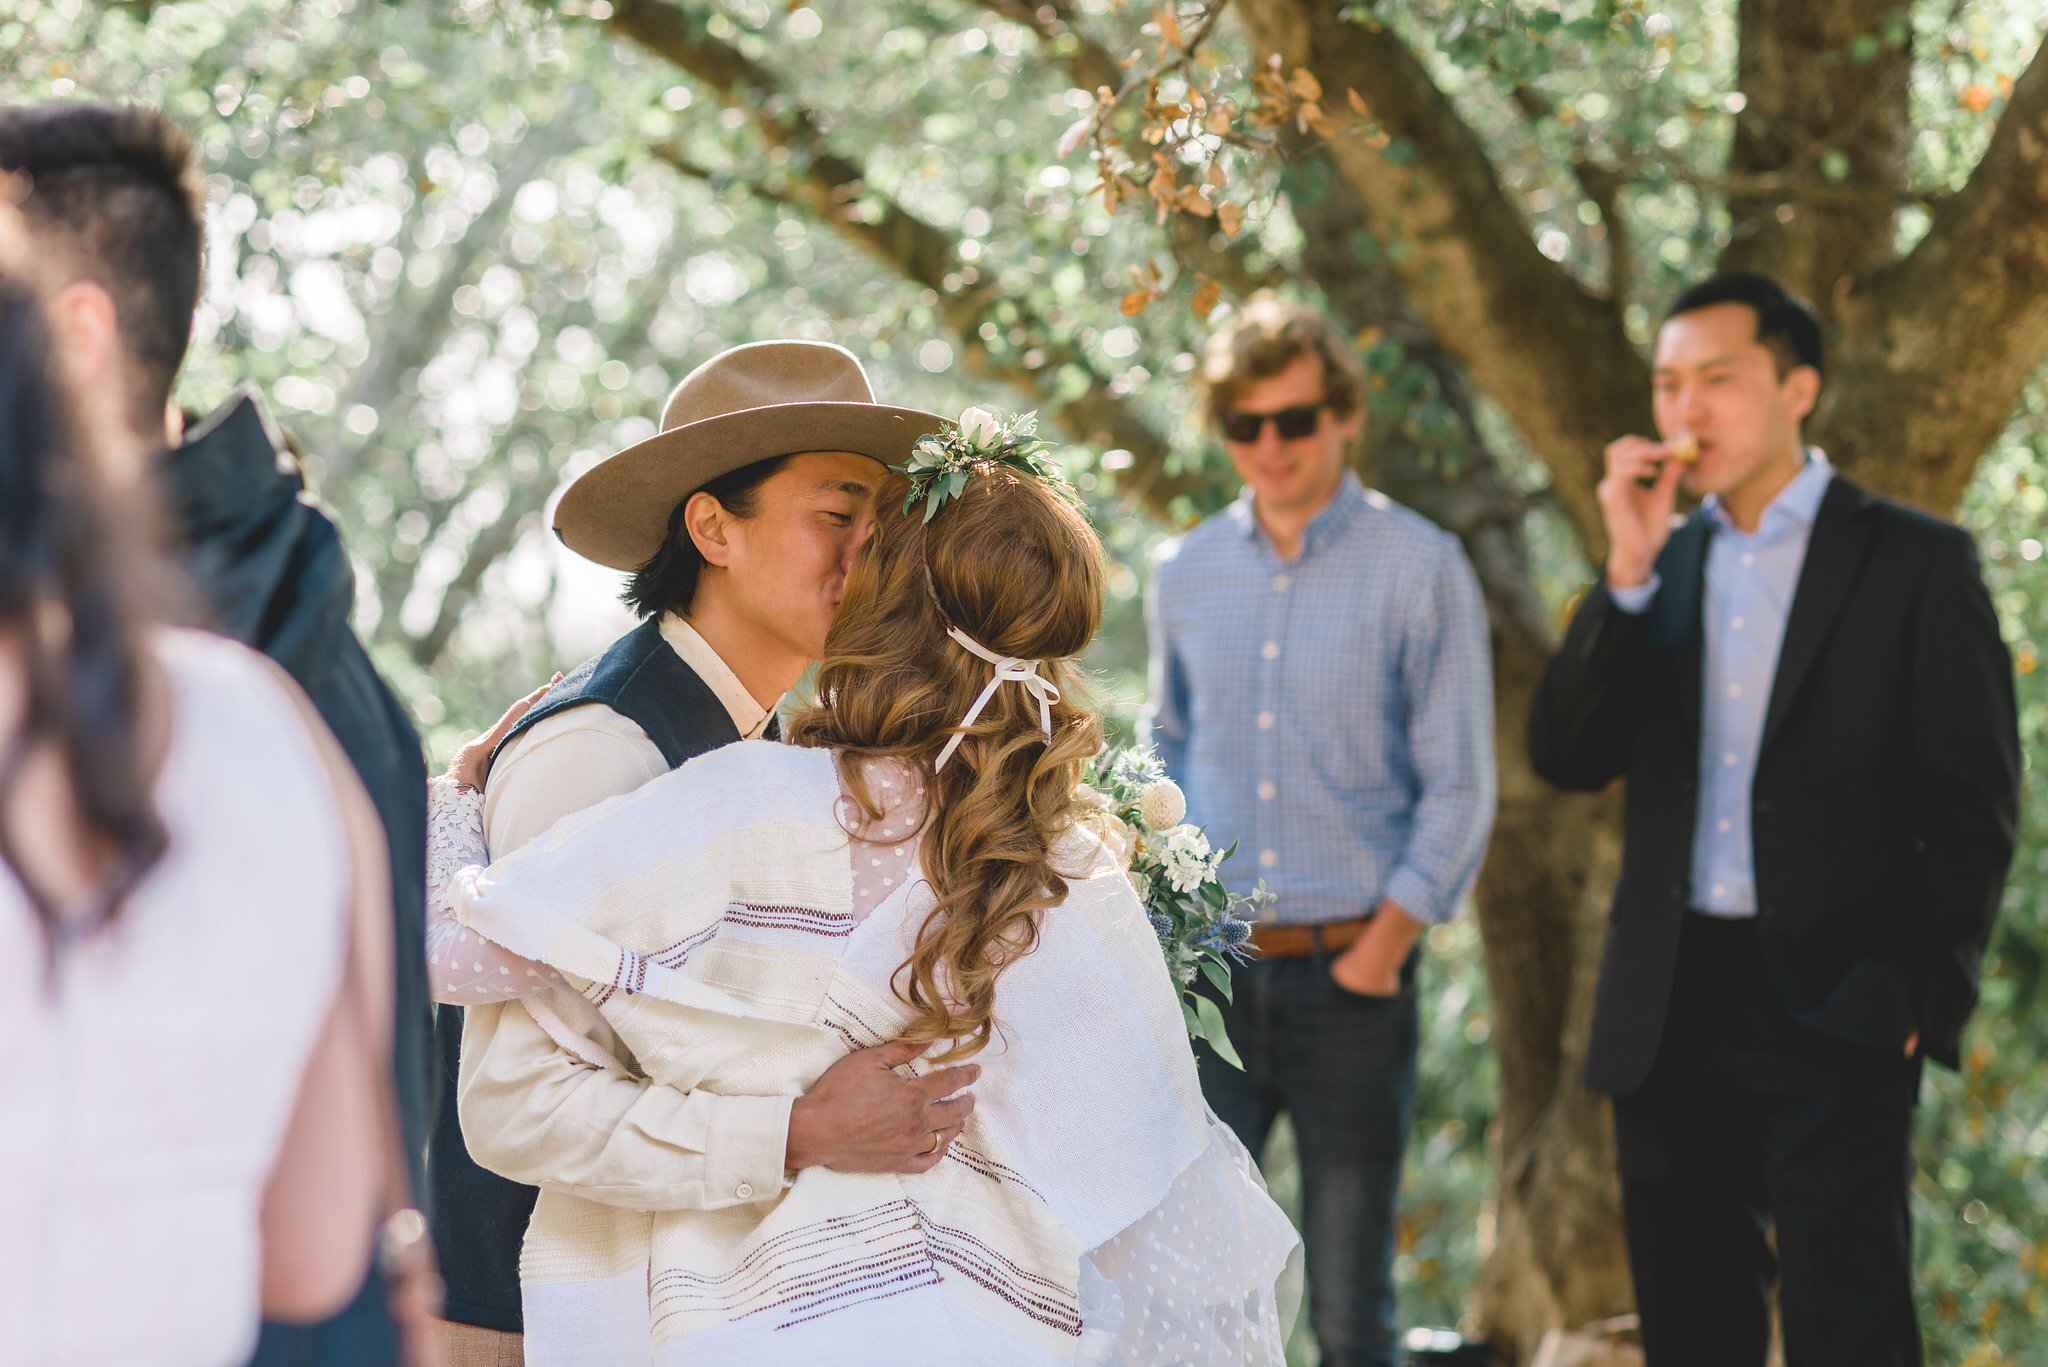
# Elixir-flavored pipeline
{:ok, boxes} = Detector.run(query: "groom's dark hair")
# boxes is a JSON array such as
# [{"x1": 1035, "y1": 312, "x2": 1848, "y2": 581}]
[
  {"x1": 622, "y1": 454, "x2": 792, "y2": 619},
  {"x1": 0, "y1": 103, "x2": 205, "y2": 434}
]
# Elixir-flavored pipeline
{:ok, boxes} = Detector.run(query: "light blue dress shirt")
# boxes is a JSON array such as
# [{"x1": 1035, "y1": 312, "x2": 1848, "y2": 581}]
[
  {"x1": 1140, "y1": 473, "x2": 1496, "y2": 925},
  {"x1": 1610, "y1": 451, "x2": 1833, "y2": 917}
]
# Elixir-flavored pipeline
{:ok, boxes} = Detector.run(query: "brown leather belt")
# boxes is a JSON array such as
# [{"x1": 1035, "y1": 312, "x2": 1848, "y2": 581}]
[{"x1": 1247, "y1": 915, "x2": 1374, "y2": 960}]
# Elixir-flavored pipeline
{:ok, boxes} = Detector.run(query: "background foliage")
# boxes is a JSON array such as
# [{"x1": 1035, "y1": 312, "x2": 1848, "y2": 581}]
[{"x1": 4, "y1": 0, "x2": 2043, "y2": 1360}]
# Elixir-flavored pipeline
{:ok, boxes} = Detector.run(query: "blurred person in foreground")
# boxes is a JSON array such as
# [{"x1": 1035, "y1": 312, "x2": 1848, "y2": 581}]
[
  {"x1": 433, "y1": 418, "x2": 1299, "y2": 1364},
  {"x1": 1527, "y1": 273, "x2": 2019, "y2": 1366},
  {"x1": 1141, "y1": 295, "x2": 1496, "y2": 1367},
  {"x1": 422, "y1": 341, "x2": 995, "y2": 1365},
  {"x1": 0, "y1": 102, "x2": 438, "y2": 1361},
  {"x1": 0, "y1": 219, "x2": 407, "y2": 1365}
]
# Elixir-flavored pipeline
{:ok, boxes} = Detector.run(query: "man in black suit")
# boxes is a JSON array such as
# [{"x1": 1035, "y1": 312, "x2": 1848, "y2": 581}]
[{"x1": 1528, "y1": 274, "x2": 2019, "y2": 1367}]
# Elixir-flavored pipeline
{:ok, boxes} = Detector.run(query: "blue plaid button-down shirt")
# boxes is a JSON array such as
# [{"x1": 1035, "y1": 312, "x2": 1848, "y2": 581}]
[{"x1": 1140, "y1": 473, "x2": 1496, "y2": 925}]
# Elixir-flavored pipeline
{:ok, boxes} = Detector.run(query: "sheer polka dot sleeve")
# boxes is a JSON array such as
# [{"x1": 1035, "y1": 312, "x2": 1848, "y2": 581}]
[{"x1": 425, "y1": 776, "x2": 564, "y2": 1003}]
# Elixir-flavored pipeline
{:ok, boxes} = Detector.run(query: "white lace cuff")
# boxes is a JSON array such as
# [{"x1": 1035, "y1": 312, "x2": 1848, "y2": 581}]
[{"x1": 425, "y1": 776, "x2": 565, "y2": 1003}]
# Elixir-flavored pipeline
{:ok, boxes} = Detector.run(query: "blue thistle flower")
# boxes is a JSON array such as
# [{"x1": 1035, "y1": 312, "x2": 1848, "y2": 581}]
[
  {"x1": 1147, "y1": 912, "x2": 1174, "y2": 943},
  {"x1": 1219, "y1": 918, "x2": 1252, "y2": 948}
]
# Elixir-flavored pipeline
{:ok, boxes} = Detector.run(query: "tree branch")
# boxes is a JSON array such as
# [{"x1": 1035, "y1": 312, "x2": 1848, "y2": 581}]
[
  {"x1": 1233, "y1": 0, "x2": 1648, "y2": 553},
  {"x1": 324, "y1": 109, "x2": 582, "y2": 490},
  {"x1": 409, "y1": 482, "x2": 552, "y2": 667},
  {"x1": 1718, "y1": 0, "x2": 1913, "y2": 305},
  {"x1": 971, "y1": 0, "x2": 1124, "y2": 94},
  {"x1": 1818, "y1": 38, "x2": 2048, "y2": 512},
  {"x1": 610, "y1": 0, "x2": 1228, "y2": 515}
]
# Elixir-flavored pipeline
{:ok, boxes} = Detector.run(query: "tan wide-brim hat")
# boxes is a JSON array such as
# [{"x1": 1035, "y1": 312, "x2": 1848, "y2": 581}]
[{"x1": 554, "y1": 339, "x2": 948, "y2": 571}]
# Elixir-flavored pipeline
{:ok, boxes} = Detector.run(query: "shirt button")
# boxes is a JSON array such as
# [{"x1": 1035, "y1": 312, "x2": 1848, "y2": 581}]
[
  {"x1": 1272, "y1": 574, "x2": 1290, "y2": 592},
  {"x1": 1728, "y1": 684, "x2": 1742, "y2": 698},
  {"x1": 735, "y1": 1182, "x2": 754, "y2": 1200},
  {"x1": 1261, "y1": 641, "x2": 1279, "y2": 660},
  {"x1": 1257, "y1": 711, "x2": 1275, "y2": 729},
  {"x1": 1741, "y1": 553, "x2": 1755, "y2": 567},
  {"x1": 1257, "y1": 781, "x2": 1276, "y2": 800},
  {"x1": 1717, "y1": 819, "x2": 1731, "y2": 833},
  {"x1": 1724, "y1": 752, "x2": 1738, "y2": 766},
  {"x1": 1731, "y1": 616, "x2": 1745, "y2": 630},
  {"x1": 1711, "y1": 884, "x2": 1726, "y2": 899},
  {"x1": 1258, "y1": 849, "x2": 1278, "y2": 868}
]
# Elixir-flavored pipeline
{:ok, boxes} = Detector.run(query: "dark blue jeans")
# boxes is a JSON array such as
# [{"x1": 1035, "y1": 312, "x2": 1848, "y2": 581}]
[{"x1": 1195, "y1": 949, "x2": 1420, "y2": 1367}]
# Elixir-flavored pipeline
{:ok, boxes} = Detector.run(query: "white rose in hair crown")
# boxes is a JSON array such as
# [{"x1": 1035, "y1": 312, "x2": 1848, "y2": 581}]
[{"x1": 1075, "y1": 746, "x2": 1270, "y2": 1068}]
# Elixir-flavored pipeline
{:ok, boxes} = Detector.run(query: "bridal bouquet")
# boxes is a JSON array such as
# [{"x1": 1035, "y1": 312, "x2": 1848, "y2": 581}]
[{"x1": 1074, "y1": 746, "x2": 1267, "y2": 1068}]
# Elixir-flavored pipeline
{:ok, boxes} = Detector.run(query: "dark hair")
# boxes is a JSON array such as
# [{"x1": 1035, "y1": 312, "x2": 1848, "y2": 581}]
[
  {"x1": 0, "y1": 104, "x2": 205, "y2": 435},
  {"x1": 1201, "y1": 292, "x2": 1366, "y2": 425},
  {"x1": 0, "y1": 281, "x2": 167, "y2": 952},
  {"x1": 620, "y1": 454, "x2": 792, "y2": 619},
  {"x1": 1666, "y1": 272, "x2": 1824, "y2": 380}
]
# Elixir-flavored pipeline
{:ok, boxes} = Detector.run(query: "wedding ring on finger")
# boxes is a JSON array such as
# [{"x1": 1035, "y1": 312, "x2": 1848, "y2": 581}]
[{"x1": 927, "y1": 1130, "x2": 943, "y2": 1155}]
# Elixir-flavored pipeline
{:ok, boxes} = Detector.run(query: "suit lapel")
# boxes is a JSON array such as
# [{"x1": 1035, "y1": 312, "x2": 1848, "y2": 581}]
[
  {"x1": 1761, "y1": 476, "x2": 1873, "y2": 753},
  {"x1": 1654, "y1": 514, "x2": 1712, "y2": 746}
]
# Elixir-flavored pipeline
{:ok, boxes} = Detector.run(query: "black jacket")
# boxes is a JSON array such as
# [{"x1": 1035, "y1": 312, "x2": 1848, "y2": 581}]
[
  {"x1": 159, "y1": 391, "x2": 432, "y2": 1199},
  {"x1": 1528, "y1": 475, "x2": 2019, "y2": 1095}
]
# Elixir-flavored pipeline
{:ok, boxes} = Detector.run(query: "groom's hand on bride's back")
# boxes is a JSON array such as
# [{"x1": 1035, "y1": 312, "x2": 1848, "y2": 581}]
[{"x1": 784, "y1": 1040, "x2": 979, "y2": 1174}]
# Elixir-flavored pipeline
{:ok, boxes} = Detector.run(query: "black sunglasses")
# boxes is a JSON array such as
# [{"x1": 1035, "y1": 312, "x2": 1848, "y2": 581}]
[{"x1": 1221, "y1": 403, "x2": 1330, "y2": 444}]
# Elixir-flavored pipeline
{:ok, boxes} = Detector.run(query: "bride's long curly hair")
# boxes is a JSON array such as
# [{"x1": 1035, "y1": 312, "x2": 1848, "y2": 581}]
[{"x1": 786, "y1": 466, "x2": 1104, "y2": 1059}]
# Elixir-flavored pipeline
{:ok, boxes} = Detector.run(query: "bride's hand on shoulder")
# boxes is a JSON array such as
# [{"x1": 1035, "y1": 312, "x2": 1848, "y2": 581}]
[{"x1": 443, "y1": 675, "x2": 559, "y2": 792}]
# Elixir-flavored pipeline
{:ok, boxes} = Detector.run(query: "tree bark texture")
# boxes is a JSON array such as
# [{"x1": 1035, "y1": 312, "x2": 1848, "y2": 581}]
[{"x1": 1720, "y1": 0, "x2": 1913, "y2": 308}]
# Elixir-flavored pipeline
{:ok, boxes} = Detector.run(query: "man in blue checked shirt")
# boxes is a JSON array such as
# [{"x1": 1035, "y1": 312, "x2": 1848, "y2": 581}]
[{"x1": 1142, "y1": 296, "x2": 1495, "y2": 1367}]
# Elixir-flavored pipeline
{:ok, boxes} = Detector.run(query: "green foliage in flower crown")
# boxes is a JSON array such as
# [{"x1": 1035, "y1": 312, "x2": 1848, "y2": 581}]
[
  {"x1": 894, "y1": 407, "x2": 1070, "y2": 524},
  {"x1": 1076, "y1": 745, "x2": 1270, "y2": 1069}
]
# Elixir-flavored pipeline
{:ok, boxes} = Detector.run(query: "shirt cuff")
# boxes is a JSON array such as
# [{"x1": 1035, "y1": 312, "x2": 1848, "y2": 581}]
[
  {"x1": 700, "y1": 1091, "x2": 795, "y2": 1208},
  {"x1": 1606, "y1": 574, "x2": 1661, "y2": 615},
  {"x1": 1383, "y1": 865, "x2": 1455, "y2": 928}
]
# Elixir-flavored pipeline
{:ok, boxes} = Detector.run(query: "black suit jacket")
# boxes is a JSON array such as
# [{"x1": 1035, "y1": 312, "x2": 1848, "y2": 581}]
[
  {"x1": 159, "y1": 391, "x2": 432, "y2": 1192},
  {"x1": 1528, "y1": 475, "x2": 2019, "y2": 1096}
]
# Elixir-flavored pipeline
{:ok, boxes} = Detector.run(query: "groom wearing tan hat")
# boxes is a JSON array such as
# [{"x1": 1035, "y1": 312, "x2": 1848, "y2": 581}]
[{"x1": 429, "y1": 341, "x2": 977, "y2": 1364}]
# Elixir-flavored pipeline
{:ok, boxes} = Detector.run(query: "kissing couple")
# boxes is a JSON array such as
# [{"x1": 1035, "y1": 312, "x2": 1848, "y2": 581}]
[{"x1": 423, "y1": 340, "x2": 1302, "y2": 1366}]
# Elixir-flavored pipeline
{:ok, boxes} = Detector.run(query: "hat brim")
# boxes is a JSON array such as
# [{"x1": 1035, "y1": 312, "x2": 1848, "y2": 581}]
[{"x1": 553, "y1": 401, "x2": 948, "y2": 571}]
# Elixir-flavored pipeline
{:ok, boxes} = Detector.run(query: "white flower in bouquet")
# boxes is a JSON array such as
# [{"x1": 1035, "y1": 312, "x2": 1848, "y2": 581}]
[
  {"x1": 1072, "y1": 783, "x2": 1136, "y2": 869},
  {"x1": 957, "y1": 406, "x2": 999, "y2": 449},
  {"x1": 1137, "y1": 778, "x2": 1186, "y2": 831},
  {"x1": 1161, "y1": 824, "x2": 1215, "y2": 894}
]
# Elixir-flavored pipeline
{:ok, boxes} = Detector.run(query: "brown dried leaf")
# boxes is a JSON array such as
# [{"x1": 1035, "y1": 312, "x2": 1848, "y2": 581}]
[
  {"x1": 1178, "y1": 186, "x2": 1216, "y2": 217},
  {"x1": 1122, "y1": 290, "x2": 1154, "y2": 316},
  {"x1": 1216, "y1": 201, "x2": 1244, "y2": 237},
  {"x1": 1206, "y1": 106, "x2": 1234, "y2": 136},
  {"x1": 1191, "y1": 276, "x2": 1222, "y2": 320},
  {"x1": 1348, "y1": 87, "x2": 1370, "y2": 118},
  {"x1": 1206, "y1": 160, "x2": 1226, "y2": 188},
  {"x1": 1287, "y1": 67, "x2": 1323, "y2": 102},
  {"x1": 1056, "y1": 117, "x2": 1095, "y2": 160},
  {"x1": 1155, "y1": 3, "x2": 1184, "y2": 49}
]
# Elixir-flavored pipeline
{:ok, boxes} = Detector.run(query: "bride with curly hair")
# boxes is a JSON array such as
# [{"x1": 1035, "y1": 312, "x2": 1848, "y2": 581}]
[{"x1": 441, "y1": 429, "x2": 1300, "y2": 1366}]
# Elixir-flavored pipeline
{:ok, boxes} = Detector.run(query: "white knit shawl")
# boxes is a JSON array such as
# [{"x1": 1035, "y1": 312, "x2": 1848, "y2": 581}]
[{"x1": 454, "y1": 741, "x2": 1298, "y2": 1366}]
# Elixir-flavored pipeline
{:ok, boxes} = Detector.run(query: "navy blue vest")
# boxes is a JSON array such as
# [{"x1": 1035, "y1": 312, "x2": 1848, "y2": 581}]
[
  {"x1": 489, "y1": 615, "x2": 759, "y2": 775},
  {"x1": 430, "y1": 616, "x2": 768, "y2": 1332}
]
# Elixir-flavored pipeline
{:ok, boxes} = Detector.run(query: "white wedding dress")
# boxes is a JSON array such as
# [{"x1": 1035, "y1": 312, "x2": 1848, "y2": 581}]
[{"x1": 427, "y1": 750, "x2": 1301, "y2": 1365}]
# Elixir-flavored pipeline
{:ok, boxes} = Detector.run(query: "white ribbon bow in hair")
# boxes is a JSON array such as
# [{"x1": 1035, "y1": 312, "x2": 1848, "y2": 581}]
[{"x1": 933, "y1": 626, "x2": 1060, "y2": 771}]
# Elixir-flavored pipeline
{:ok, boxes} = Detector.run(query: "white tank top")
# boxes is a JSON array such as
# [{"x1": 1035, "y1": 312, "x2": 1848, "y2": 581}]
[{"x1": 0, "y1": 629, "x2": 354, "y2": 1367}]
